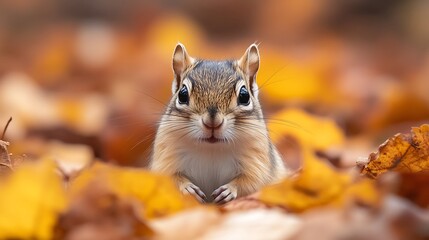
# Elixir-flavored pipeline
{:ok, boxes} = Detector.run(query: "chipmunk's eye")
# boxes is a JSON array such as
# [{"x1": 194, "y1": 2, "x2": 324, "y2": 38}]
[
  {"x1": 238, "y1": 86, "x2": 250, "y2": 106},
  {"x1": 178, "y1": 85, "x2": 189, "y2": 104}
]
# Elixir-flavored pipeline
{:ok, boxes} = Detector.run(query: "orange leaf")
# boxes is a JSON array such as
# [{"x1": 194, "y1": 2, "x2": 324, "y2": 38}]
[{"x1": 362, "y1": 124, "x2": 429, "y2": 178}]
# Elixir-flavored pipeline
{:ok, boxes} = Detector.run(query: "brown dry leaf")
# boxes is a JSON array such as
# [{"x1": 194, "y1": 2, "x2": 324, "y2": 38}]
[
  {"x1": 70, "y1": 162, "x2": 198, "y2": 219},
  {"x1": 0, "y1": 140, "x2": 12, "y2": 173},
  {"x1": 362, "y1": 124, "x2": 429, "y2": 178},
  {"x1": 0, "y1": 159, "x2": 67, "y2": 239},
  {"x1": 55, "y1": 179, "x2": 154, "y2": 240},
  {"x1": 259, "y1": 150, "x2": 380, "y2": 212}
]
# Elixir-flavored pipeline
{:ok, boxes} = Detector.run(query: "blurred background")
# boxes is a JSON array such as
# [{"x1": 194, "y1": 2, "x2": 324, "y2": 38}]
[{"x1": 0, "y1": 0, "x2": 428, "y2": 169}]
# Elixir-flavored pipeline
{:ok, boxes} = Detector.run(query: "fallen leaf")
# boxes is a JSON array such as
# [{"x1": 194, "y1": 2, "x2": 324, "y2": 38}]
[
  {"x1": 55, "y1": 179, "x2": 153, "y2": 240},
  {"x1": 0, "y1": 73, "x2": 57, "y2": 138},
  {"x1": 294, "y1": 207, "x2": 390, "y2": 240},
  {"x1": 47, "y1": 141, "x2": 93, "y2": 187},
  {"x1": 341, "y1": 177, "x2": 381, "y2": 208},
  {"x1": 259, "y1": 150, "x2": 380, "y2": 212},
  {"x1": 0, "y1": 73, "x2": 109, "y2": 137},
  {"x1": 47, "y1": 141, "x2": 93, "y2": 175},
  {"x1": 0, "y1": 140, "x2": 12, "y2": 173},
  {"x1": 295, "y1": 195, "x2": 429, "y2": 240},
  {"x1": 70, "y1": 162, "x2": 198, "y2": 219},
  {"x1": 201, "y1": 209, "x2": 301, "y2": 240},
  {"x1": 0, "y1": 159, "x2": 67, "y2": 239},
  {"x1": 362, "y1": 124, "x2": 429, "y2": 178},
  {"x1": 268, "y1": 108, "x2": 344, "y2": 151},
  {"x1": 259, "y1": 49, "x2": 335, "y2": 105},
  {"x1": 150, "y1": 207, "x2": 221, "y2": 240},
  {"x1": 150, "y1": 207, "x2": 301, "y2": 240},
  {"x1": 55, "y1": 94, "x2": 109, "y2": 135}
]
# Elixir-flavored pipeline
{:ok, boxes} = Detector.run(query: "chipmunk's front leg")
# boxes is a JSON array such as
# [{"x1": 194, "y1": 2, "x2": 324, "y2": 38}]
[
  {"x1": 211, "y1": 174, "x2": 260, "y2": 204},
  {"x1": 175, "y1": 173, "x2": 207, "y2": 203}
]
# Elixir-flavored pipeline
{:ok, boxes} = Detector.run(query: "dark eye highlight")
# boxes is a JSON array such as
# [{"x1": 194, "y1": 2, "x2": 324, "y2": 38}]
[
  {"x1": 238, "y1": 86, "x2": 250, "y2": 106},
  {"x1": 178, "y1": 85, "x2": 189, "y2": 104}
]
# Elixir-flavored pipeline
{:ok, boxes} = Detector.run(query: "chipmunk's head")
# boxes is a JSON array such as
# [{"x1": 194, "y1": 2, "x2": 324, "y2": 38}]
[{"x1": 163, "y1": 43, "x2": 265, "y2": 145}]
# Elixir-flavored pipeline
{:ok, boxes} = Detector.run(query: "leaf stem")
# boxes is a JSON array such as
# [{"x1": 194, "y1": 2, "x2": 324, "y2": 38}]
[{"x1": 1, "y1": 117, "x2": 12, "y2": 140}]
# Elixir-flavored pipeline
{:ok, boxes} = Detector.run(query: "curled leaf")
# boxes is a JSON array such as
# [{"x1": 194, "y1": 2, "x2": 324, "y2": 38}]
[{"x1": 362, "y1": 124, "x2": 429, "y2": 178}]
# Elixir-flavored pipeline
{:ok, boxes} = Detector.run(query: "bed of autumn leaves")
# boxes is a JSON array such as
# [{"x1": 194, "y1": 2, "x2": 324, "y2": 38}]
[
  {"x1": 4, "y1": 124, "x2": 429, "y2": 239},
  {"x1": 1, "y1": 1, "x2": 429, "y2": 239}
]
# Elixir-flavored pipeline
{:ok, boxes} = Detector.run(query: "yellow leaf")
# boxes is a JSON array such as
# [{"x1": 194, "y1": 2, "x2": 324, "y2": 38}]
[
  {"x1": 55, "y1": 95, "x2": 108, "y2": 135},
  {"x1": 340, "y1": 178, "x2": 380, "y2": 207},
  {"x1": 259, "y1": 43, "x2": 340, "y2": 106},
  {"x1": 260, "y1": 150, "x2": 380, "y2": 212},
  {"x1": 259, "y1": 52, "x2": 325, "y2": 103},
  {"x1": 362, "y1": 124, "x2": 429, "y2": 178},
  {"x1": 145, "y1": 15, "x2": 204, "y2": 58},
  {"x1": 71, "y1": 162, "x2": 198, "y2": 219},
  {"x1": 0, "y1": 159, "x2": 67, "y2": 239},
  {"x1": 268, "y1": 108, "x2": 344, "y2": 150},
  {"x1": 260, "y1": 151, "x2": 347, "y2": 211}
]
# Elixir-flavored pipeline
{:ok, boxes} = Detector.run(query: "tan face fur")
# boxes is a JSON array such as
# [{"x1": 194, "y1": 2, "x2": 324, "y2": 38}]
[{"x1": 163, "y1": 43, "x2": 265, "y2": 145}]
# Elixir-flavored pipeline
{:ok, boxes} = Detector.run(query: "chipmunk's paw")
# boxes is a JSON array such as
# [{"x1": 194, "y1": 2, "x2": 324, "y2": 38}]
[
  {"x1": 212, "y1": 184, "x2": 237, "y2": 204},
  {"x1": 180, "y1": 183, "x2": 207, "y2": 203}
]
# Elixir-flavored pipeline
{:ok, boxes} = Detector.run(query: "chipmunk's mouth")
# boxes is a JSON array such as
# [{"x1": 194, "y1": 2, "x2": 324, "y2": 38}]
[{"x1": 202, "y1": 136, "x2": 225, "y2": 144}]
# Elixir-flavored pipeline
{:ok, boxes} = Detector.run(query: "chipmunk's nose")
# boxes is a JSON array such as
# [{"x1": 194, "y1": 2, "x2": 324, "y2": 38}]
[
  {"x1": 202, "y1": 108, "x2": 224, "y2": 130},
  {"x1": 202, "y1": 118, "x2": 224, "y2": 130}
]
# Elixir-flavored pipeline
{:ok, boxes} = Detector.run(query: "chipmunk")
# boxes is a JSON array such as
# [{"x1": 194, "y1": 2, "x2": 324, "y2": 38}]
[{"x1": 150, "y1": 43, "x2": 288, "y2": 204}]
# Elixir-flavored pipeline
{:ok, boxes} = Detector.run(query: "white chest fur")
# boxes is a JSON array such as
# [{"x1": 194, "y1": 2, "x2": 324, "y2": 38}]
[{"x1": 177, "y1": 144, "x2": 240, "y2": 197}]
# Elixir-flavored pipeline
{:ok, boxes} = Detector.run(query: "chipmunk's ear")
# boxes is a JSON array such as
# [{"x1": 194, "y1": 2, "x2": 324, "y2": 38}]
[
  {"x1": 172, "y1": 43, "x2": 194, "y2": 94},
  {"x1": 238, "y1": 44, "x2": 260, "y2": 91}
]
